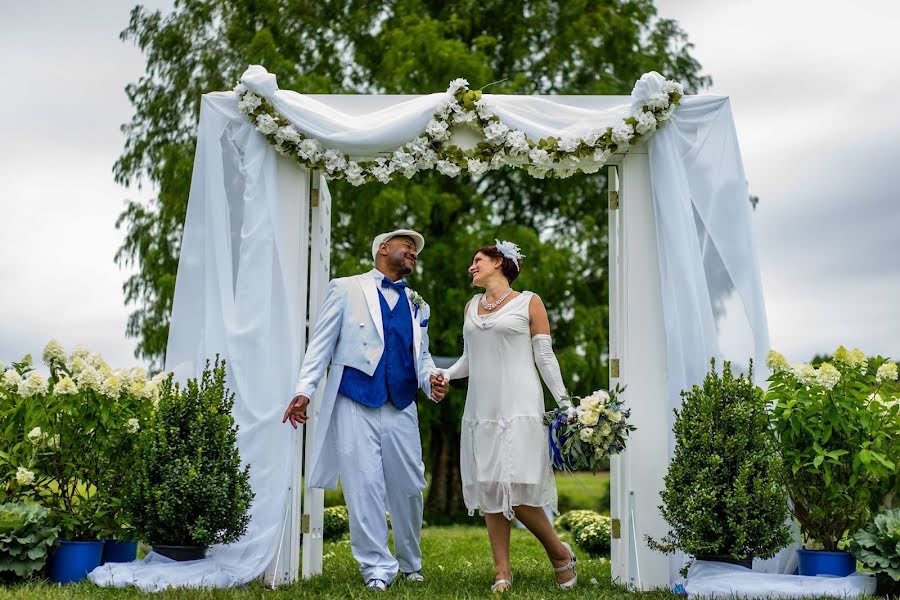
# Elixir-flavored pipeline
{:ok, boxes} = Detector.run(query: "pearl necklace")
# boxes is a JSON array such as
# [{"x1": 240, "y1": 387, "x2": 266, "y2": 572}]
[{"x1": 480, "y1": 288, "x2": 513, "y2": 311}]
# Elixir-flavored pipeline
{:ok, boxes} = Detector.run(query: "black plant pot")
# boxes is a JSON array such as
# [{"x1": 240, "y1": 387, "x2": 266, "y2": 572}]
[
  {"x1": 695, "y1": 554, "x2": 753, "y2": 569},
  {"x1": 876, "y1": 572, "x2": 900, "y2": 597},
  {"x1": 152, "y1": 544, "x2": 208, "y2": 561}
]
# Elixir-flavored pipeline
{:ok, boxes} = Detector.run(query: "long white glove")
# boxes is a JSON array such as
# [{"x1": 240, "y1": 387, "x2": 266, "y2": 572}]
[
  {"x1": 439, "y1": 340, "x2": 469, "y2": 380},
  {"x1": 532, "y1": 334, "x2": 571, "y2": 408}
]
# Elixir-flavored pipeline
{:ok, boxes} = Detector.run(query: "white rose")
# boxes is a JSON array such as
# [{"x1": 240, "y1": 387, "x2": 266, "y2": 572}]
[
  {"x1": 425, "y1": 119, "x2": 450, "y2": 142},
  {"x1": 580, "y1": 394, "x2": 600, "y2": 409},
  {"x1": 15, "y1": 467, "x2": 35, "y2": 486},
  {"x1": 466, "y1": 158, "x2": 488, "y2": 176},
  {"x1": 27, "y1": 427, "x2": 43, "y2": 444},
  {"x1": 599, "y1": 422, "x2": 612, "y2": 436},
  {"x1": 126, "y1": 418, "x2": 140, "y2": 434},
  {"x1": 483, "y1": 121, "x2": 510, "y2": 144},
  {"x1": 635, "y1": 111, "x2": 657, "y2": 135},
  {"x1": 578, "y1": 410, "x2": 600, "y2": 427},
  {"x1": 436, "y1": 160, "x2": 461, "y2": 177},
  {"x1": 606, "y1": 409, "x2": 623, "y2": 423},
  {"x1": 579, "y1": 428, "x2": 595, "y2": 443},
  {"x1": 611, "y1": 122, "x2": 634, "y2": 146},
  {"x1": 42, "y1": 339, "x2": 66, "y2": 366}
]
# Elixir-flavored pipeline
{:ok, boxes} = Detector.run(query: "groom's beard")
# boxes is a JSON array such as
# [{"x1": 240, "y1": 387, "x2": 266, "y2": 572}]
[{"x1": 391, "y1": 255, "x2": 414, "y2": 277}]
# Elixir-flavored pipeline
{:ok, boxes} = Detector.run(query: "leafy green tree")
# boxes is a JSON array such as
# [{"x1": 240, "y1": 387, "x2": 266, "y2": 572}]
[{"x1": 116, "y1": 0, "x2": 709, "y2": 516}]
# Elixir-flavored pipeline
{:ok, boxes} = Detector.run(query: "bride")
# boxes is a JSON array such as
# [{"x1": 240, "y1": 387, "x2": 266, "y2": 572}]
[{"x1": 437, "y1": 240, "x2": 577, "y2": 592}]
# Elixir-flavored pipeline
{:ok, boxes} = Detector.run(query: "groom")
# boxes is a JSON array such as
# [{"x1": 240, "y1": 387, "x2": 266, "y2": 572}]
[{"x1": 282, "y1": 229, "x2": 448, "y2": 591}]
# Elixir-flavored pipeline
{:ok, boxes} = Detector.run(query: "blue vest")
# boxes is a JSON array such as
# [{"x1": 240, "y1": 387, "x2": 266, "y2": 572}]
[{"x1": 338, "y1": 289, "x2": 418, "y2": 410}]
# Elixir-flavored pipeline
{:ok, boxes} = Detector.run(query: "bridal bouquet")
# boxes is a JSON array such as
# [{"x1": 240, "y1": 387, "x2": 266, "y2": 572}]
[{"x1": 545, "y1": 385, "x2": 635, "y2": 472}]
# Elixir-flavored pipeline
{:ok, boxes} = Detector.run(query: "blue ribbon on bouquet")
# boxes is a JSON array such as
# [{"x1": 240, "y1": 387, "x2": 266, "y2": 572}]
[{"x1": 547, "y1": 410, "x2": 569, "y2": 470}]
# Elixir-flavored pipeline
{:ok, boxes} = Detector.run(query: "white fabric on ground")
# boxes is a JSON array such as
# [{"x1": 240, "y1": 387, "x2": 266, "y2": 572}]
[{"x1": 682, "y1": 560, "x2": 875, "y2": 599}]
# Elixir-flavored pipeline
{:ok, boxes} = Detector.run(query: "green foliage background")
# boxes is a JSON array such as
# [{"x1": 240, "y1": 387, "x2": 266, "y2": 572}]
[{"x1": 114, "y1": 0, "x2": 709, "y2": 515}]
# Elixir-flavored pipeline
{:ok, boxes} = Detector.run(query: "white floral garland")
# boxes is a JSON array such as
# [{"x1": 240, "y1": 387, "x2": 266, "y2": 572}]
[{"x1": 234, "y1": 73, "x2": 683, "y2": 185}]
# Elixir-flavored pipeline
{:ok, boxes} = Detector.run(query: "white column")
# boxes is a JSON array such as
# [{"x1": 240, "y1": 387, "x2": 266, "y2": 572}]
[
  {"x1": 301, "y1": 173, "x2": 331, "y2": 578},
  {"x1": 608, "y1": 147, "x2": 671, "y2": 590},
  {"x1": 264, "y1": 158, "x2": 309, "y2": 586}
]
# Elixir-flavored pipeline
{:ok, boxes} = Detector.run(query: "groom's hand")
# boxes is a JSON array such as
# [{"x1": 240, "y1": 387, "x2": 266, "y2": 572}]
[
  {"x1": 430, "y1": 374, "x2": 449, "y2": 402},
  {"x1": 282, "y1": 394, "x2": 310, "y2": 428}
]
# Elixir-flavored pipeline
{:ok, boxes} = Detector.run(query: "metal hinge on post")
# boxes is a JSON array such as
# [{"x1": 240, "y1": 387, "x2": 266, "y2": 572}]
[
  {"x1": 310, "y1": 169, "x2": 320, "y2": 207},
  {"x1": 310, "y1": 188, "x2": 320, "y2": 208},
  {"x1": 611, "y1": 518, "x2": 621, "y2": 539},
  {"x1": 301, "y1": 514, "x2": 311, "y2": 534},
  {"x1": 608, "y1": 190, "x2": 619, "y2": 210},
  {"x1": 610, "y1": 358, "x2": 620, "y2": 378}
]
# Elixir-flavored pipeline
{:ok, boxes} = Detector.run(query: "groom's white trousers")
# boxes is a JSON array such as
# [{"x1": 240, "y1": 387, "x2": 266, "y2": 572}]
[{"x1": 332, "y1": 393, "x2": 426, "y2": 583}]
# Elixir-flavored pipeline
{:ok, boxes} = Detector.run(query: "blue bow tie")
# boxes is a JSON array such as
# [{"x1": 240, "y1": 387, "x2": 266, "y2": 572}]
[{"x1": 381, "y1": 277, "x2": 407, "y2": 294}]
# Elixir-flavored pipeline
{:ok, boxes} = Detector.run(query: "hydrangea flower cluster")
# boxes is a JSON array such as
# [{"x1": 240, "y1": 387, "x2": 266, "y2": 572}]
[{"x1": 235, "y1": 72, "x2": 683, "y2": 185}]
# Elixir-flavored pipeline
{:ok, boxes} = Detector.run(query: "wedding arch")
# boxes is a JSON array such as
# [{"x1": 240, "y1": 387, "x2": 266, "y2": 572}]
[{"x1": 90, "y1": 64, "x2": 770, "y2": 590}]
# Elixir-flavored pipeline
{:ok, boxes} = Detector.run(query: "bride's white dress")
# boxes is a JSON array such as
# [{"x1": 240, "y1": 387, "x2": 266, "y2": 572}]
[{"x1": 459, "y1": 291, "x2": 557, "y2": 519}]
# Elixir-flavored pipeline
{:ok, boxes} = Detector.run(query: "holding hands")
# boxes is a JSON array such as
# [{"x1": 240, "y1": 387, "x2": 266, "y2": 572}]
[{"x1": 430, "y1": 372, "x2": 449, "y2": 402}]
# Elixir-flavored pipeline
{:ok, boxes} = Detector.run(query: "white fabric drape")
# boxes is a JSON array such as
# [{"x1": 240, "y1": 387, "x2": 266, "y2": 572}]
[
  {"x1": 90, "y1": 65, "x2": 776, "y2": 588},
  {"x1": 90, "y1": 92, "x2": 306, "y2": 590}
]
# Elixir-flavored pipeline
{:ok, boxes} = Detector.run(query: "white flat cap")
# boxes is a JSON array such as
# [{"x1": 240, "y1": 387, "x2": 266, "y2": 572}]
[{"x1": 371, "y1": 229, "x2": 425, "y2": 260}]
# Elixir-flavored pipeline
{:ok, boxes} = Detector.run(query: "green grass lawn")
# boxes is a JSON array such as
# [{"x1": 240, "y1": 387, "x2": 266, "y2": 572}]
[{"x1": 0, "y1": 525, "x2": 675, "y2": 599}]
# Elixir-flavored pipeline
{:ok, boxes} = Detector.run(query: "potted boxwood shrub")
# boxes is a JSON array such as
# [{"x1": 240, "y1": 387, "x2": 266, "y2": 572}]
[
  {"x1": 851, "y1": 508, "x2": 900, "y2": 596},
  {"x1": 766, "y1": 347, "x2": 900, "y2": 577},
  {"x1": 122, "y1": 357, "x2": 254, "y2": 560},
  {"x1": 647, "y1": 359, "x2": 792, "y2": 571}
]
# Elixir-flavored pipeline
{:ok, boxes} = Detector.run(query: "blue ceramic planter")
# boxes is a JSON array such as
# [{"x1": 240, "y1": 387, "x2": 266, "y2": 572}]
[
  {"x1": 49, "y1": 540, "x2": 105, "y2": 583},
  {"x1": 797, "y1": 549, "x2": 856, "y2": 577},
  {"x1": 101, "y1": 540, "x2": 138, "y2": 564}
]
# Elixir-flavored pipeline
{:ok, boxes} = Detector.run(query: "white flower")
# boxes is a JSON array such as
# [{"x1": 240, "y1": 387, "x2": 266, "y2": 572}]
[
  {"x1": 630, "y1": 71, "x2": 667, "y2": 114},
  {"x1": 370, "y1": 158, "x2": 395, "y2": 184},
  {"x1": 435, "y1": 97, "x2": 460, "y2": 120},
  {"x1": 558, "y1": 137, "x2": 579, "y2": 153},
  {"x1": 528, "y1": 147, "x2": 551, "y2": 167},
  {"x1": 15, "y1": 467, "x2": 35, "y2": 486},
  {"x1": 233, "y1": 82, "x2": 248, "y2": 95},
  {"x1": 584, "y1": 129, "x2": 604, "y2": 147},
  {"x1": 505, "y1": 130, "x2": 529, "y2": 155},
  {"x1": 2, "y1": 369, "x2": 22, "y2": 390},
  {"x1": 238, "y1": 91, "x2": 261, "y2": 113},
  {"x1": 275, "y1": 125, "x2": 302, "y2": 145},
  {"x1": 657, "y1": 104, "x2": 676, "y2": 122},
  {"x1": 391, "y1": 150, "x2": 417, "y2": 177},
  {"x1": 425, "y1": 119, "x2": 451, "y2": 142},
  {"x1": 436, "y1": 160, "x2": 461, "y2": 177},
  {"x1": 407, "y1": 136, "x2": 431, "y2": 157},
  {"x1": 297, "y1": 138, "x2": 323, "y2": 161},
  {"x1": 126, "y1": 418, "x2": 140, "y2": 434},
  {"x1": 69, "y1": 345, "x2": 90, "y2": 364},
  {"x1": 489, "y1": 153, "x2": 507, "y2": 169},
  {"x1": 606, "y1": 409, "x2": 623, "y2": 423},
  {"x1": 42, "y1": 339, "x2": 66, "y2": 366},
  {"x1": 599, "y1": 422, "x2": 612, "y2": 436},
  {"x1": 791, "y1": 363, "x2": 817, "y2": 386},
  {"x1": 88, "y1": 352, "x2": 106, "y2": 370},
  {"x1": 255, "y1": 114, "x2": 279, "y2": 135},
  {"x1": 635, "y1": 111, "x2": 657, "y2": 135},
  {"x1": 579, "y1": 427, "x2": 595, "y2": 443},
  {"x1": 345, "y1": 161, "x2": 367, "y2": 186},
  {"x1": 27, "y1": 427, "x2": 43, "y2": 444},
  {"x1": 466, "y1": 158, "x2": 488, "y2": 176},
  {"x1": 611, "y1": 122, "x2": 634, "y2": 146},
  {"x1": 815, "y1": 363, "x2": 841, "y2": 390},
  {"x1": 647, "y1": 92, "x2": 670, "y2": 110},
  {"x1": 46, "y1": 434, "x2": 60, "y2": 450},
  {"x1": 474, "y1": 98, "x2": 495, "y2": 120},
  {"x1": 662, "y1": 80, "x2": 684, "y2": 96},
  {"x1": 483, "y1": 121, "x2": 510, "y2": 144},
  {"x1": 447, "y1": 78, "x2": 470, "y2": 95},
  {"x1": 75, "y1": 365, "x2": 102, "y2": 392},
  {"x1": 578, "y1": 410, "x2": 600, "y2": 427},
  {"x1": 580, "y1": 162, "x2": 603, "y2": 174},
  {"x1": 556, "y1": 167, "x2": 577, "y2": 179},
  {"x1": 590, "y1": 578, "x2": 599, "y2": 585},
  {"x1": 322, "y1": 148, "x2": 348, "y2": 174},
  {"x1": 451, "y1": 110, "x2": 477, "y2": 125},
  {"x1": 876, "y1": 362, "x2": 898, "y2": 382},
  {"x1": 592, "y1": 148, "x2": 612, "y2": 164},
  {"x1": 526, "y1": 166, "x2": 548, "y2": 179},
  {"x1": 19, "y1": 372, "x2": 49, "y2": 398},
  {"x1": 99, "y1": 375, "x2": 122, "y2": 399},
  {"x1": 765, "y1": 350, "x2": 789, "y2": 373}
]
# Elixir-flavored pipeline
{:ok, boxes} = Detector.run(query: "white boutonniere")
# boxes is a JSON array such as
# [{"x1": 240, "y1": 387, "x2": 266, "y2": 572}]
[{"x1": 410, "y1": 291, "x2": 426, "y2": 318}]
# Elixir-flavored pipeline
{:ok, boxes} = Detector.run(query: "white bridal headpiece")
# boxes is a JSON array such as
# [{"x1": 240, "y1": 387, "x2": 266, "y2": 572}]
[{"x1": 495, "y1": 239, "x2": 525, "y2": 271}]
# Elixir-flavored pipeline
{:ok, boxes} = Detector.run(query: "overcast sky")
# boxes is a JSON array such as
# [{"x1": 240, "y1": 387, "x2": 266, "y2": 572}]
[{"x1": 1, "y1": 0, "x2": 898, "y2": 372}]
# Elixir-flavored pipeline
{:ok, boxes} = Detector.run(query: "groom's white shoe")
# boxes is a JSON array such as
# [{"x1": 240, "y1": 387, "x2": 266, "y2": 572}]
[
  {"x1": 401, "y1": 570, "x2": 425, "y2": 582},
  {"x1": 365, "y1": 578, "x2": 388, "y2": 592}
]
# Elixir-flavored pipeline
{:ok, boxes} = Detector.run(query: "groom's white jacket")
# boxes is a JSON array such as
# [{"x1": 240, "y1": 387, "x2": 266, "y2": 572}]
[{"x1": 294, "y1": 271, "x2": 435, "y2": 489}]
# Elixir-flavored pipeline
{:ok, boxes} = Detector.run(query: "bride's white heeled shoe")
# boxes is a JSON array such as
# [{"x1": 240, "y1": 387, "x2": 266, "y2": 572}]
[{"x1": 554, "y1": 541, "x2": 578, "y2": 589}]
